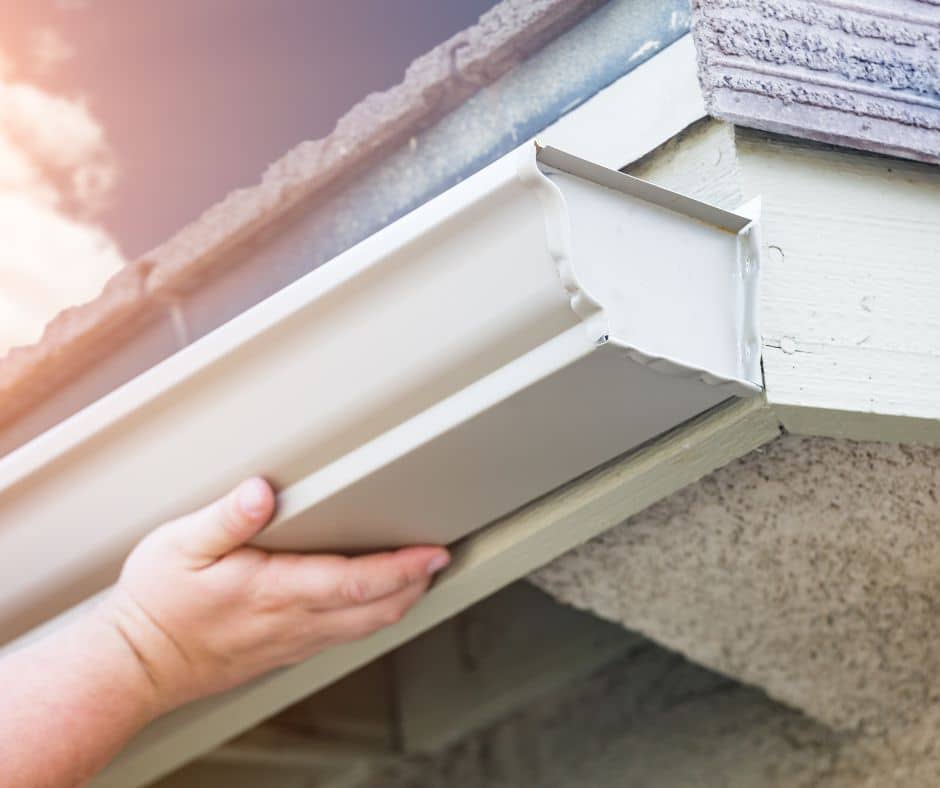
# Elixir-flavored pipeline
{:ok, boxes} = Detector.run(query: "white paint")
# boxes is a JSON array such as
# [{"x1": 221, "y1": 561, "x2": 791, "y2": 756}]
[
  {"x1": 735, "y1": 132, "x2": 940, "y2": 444},
  {"x1": 625, "y1": 118, "x2": 940, "y2": 445},
  {"x1": 539, "y1": 35, "x2": 706, "y2": 171}
]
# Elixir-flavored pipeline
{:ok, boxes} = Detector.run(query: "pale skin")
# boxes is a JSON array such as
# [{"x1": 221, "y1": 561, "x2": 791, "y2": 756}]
[{"x1": 0, "y1": 477, "x2": 449, "y2": 787}]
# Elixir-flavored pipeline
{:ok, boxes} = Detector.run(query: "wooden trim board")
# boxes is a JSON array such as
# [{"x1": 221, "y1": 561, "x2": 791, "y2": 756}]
[{"x1": 95, "y1": 396, "x2": 781, "y2": 786}]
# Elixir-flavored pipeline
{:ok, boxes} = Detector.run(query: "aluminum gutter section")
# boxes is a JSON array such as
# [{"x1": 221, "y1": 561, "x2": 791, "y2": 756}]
[{"x1": 0, "y1": 143, "x2": 761, "y2": 645}]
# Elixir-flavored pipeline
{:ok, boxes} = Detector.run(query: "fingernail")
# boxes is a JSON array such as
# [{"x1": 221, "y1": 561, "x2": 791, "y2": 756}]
[
  {"x1": 427, "y1": 553, "x2": 450, "y2": 575},
  {"x1": 238, "y1": 478, "x2": 270, "y2": 517}
]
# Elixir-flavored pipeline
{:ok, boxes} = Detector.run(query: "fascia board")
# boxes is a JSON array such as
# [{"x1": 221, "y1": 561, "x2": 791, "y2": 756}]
[
  {"x1": 98, "y1": 396, "x2": 780, "y2": 788},
  {"x1": 0, "y1": 142, "x2": 761, "y2": 645},
  {"x1": 538, "y1": 35, "x2": 706, "y2": 170}
]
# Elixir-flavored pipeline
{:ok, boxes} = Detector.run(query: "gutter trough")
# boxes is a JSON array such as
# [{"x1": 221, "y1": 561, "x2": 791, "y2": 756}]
[{"x1": 0, "y1": 141, "x2": 761, "y2": 646}]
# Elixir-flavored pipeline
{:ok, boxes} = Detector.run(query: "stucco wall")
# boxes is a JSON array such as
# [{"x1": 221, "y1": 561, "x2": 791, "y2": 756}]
[
  {"x1": 530, "y1": 435, "x2": 940, "y2": 734},
  {"x1": 363, "y1": 632, "x2": 940, "y2": 787}
]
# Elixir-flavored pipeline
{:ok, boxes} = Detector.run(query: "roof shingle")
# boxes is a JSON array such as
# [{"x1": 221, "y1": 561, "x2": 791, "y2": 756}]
[{"x1": 0, "y1": 0, "x2": 604, "y2": 445}]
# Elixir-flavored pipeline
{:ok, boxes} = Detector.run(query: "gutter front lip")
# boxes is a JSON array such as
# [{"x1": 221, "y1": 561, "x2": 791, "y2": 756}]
[
  {"x1": 0, "y1": 143, "x2": 762, "y2": 497},
  {"x1": 0, "y1": 139, "x2": 761, "y2": 647},
  {"x1": 535, "y1": 141, "x2": 751, "y2": 232}
]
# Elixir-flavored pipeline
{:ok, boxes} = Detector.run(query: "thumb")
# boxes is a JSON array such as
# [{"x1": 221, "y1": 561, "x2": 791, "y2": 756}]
[{"x1": 167, "y1": 477, "x2": 276, "y2": 564}]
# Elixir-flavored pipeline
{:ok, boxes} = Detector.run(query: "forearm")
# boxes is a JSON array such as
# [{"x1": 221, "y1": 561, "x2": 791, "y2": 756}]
[
  {"x1": 0, "y1": 604, "x2": 159, "y2": 787},
  {"x1": 0, "y1": 478, "x2": 446, "y2": 786}
]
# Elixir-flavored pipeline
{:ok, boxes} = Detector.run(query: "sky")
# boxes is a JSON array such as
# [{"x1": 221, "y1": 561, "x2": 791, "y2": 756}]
[{"x1": 0, "y1": 0, "x2": 498, "y2": 353}]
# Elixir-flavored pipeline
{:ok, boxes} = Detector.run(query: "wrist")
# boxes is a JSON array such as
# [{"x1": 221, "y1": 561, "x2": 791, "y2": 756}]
[{"x1": 89, "y1": 595, "x2": 176, "y2": 722}]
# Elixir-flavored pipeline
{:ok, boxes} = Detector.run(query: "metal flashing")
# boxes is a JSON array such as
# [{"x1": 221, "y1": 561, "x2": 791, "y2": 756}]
[{"x1": 536, "y1": 143, "x2": 750, "y2": 232}]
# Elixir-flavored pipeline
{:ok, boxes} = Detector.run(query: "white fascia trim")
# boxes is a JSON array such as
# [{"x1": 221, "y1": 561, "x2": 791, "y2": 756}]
[
  {"x1": 539, "y1": 34, "x2": 707, "y2": 169},
  {"x1": 98, "y1": 396, "x2": 779, "y2": 788}
]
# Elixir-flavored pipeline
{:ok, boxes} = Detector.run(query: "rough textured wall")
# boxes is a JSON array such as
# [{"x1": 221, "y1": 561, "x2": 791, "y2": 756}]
[
  {"x1": 529, "y1": 435, "x2": 940, "y2": 734},
  {"x1": 691, "y1": 0, "x2": 940, "y2": 163},
  {"x1": 362, "y1": 637, "x2": 940, "y2": 788}
]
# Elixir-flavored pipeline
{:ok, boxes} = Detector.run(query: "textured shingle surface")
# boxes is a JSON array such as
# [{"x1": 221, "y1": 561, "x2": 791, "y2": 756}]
[
  {"x1": 691, "y1": 0, "x2": 940, "y2": 163},
  {"x1": 0, "y1": 0, "x2": 606, "y2": 445}
]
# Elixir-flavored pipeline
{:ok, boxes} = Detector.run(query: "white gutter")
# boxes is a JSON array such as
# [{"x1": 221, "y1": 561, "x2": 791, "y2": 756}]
[
  {"x1": 0, "y1": 37, "x2": 771, "y2": 786},
  {"x1": 102, "y1": 396, "x2": 779, "y2": 788},
  {"x1": 0, "y1": 140, "x2": 760, "y2": 646},
  {"x1": 0, "y1": 35, "x2": 708, "y2": 461}
]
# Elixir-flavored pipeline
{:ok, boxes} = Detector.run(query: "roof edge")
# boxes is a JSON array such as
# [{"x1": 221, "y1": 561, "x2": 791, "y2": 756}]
[{"x1": 0, "y1": 0, "x2": 604, "y2": 436}]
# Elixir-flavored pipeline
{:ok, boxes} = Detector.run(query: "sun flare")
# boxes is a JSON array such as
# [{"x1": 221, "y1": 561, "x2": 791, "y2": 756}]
[{"x1": 0, "y1": 41, "x2": 124, "y2": 356}]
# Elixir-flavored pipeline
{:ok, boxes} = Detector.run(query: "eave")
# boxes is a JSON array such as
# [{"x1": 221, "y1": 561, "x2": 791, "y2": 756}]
[
  {"x1": 103, "y1": 396, "x2": 779, "y2": 788},
  {"x1": 4, "y1": 18, "x2": 935, "y2": 784},
  {"x1": 0, "y1": 136, "x2": 761, "y2": 643},
  {"x1": 0, "y1": 36, "x2": 781, "y2": 787}
]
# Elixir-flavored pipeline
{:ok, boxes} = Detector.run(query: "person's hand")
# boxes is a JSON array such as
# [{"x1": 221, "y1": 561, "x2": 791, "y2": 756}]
[{"x1": 98, "y1": 477, "x2": 450, "y2": 715}]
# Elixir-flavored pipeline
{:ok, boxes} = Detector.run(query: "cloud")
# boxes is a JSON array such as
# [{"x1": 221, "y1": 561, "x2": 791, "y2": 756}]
[
  {"x1": 32, "y1": 28, "x2": 76, "y2": 74},
  {"x1": 0, "y1": 41, "x2": 124, "y2": 356}
]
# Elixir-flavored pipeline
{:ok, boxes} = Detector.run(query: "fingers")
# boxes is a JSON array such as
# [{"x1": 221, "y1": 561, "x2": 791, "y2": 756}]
[
  {"x1": 311, "y1": 575, "x2": 431, "y2": 646},
  {"x1": 267, "y1": 545, "x2": 450, "y2": 610},
  {"x1": 164, "y1": 478, "x2": 276, "y2": 564}
]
